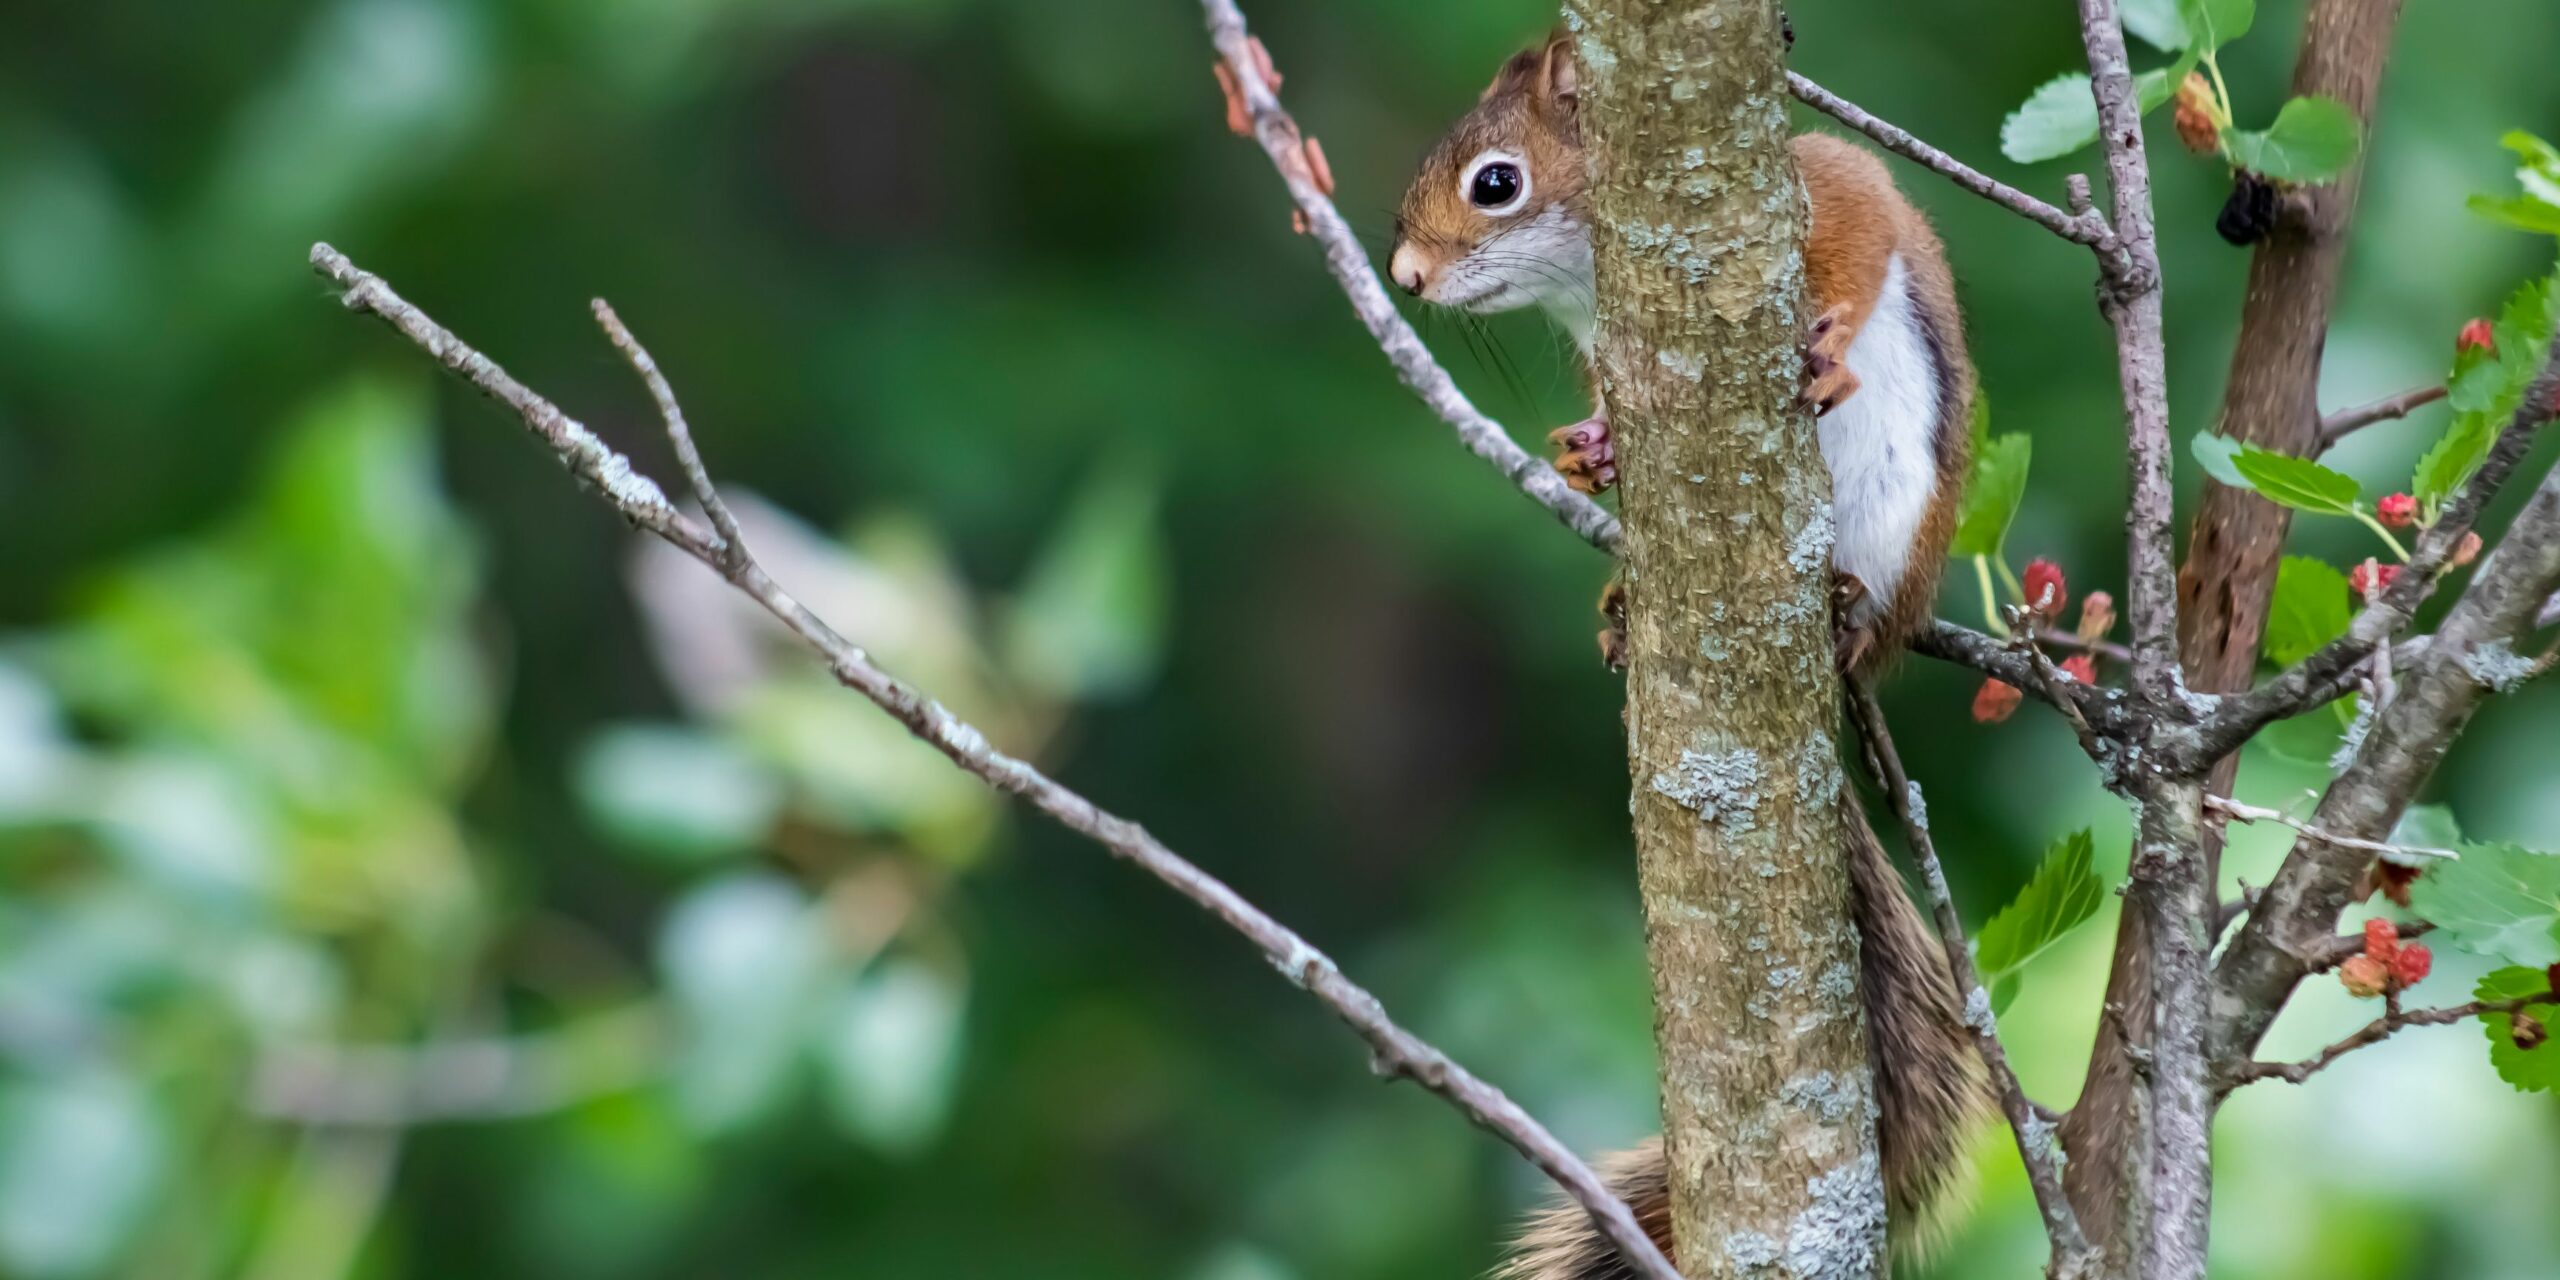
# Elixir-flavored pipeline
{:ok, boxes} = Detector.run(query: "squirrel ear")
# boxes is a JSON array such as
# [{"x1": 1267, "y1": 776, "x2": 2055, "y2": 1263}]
[
  {"x1": 1481, "y1": 33, "x2": 1580, "y2": 108},
  {"x1": 1538, "y1": 35, "x2": 1579, "y2": 107}
]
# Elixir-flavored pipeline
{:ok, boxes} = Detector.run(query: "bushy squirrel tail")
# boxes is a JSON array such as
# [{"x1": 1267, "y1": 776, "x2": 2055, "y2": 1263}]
[{"x1": 1495, "y1": 797, "x2": 1989, "y2": 1279}]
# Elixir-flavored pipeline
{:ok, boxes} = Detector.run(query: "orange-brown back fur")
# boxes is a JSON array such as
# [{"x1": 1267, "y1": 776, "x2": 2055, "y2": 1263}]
[{"x1": 1797, "y1": 132, "x2": 1975, "y2": 672}]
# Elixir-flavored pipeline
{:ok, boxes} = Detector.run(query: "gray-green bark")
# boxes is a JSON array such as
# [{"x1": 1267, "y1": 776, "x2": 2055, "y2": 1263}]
[{"x1": 1570, "y1": 3, "x2": 1883, "y2": 1275}]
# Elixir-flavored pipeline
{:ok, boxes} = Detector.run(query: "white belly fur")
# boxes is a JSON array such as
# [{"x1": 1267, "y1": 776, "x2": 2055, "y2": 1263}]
[{"x1": 1818, "y1": 254, "x2": 1940, "y2": 626}]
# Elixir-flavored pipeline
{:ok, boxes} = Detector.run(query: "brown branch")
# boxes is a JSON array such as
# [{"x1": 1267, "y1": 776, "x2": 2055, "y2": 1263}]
[
  {"x1": 1785, "y1": 72, "x2": 2111, "y2": 248},
  {"x1": 2319, "y1": 384, "x2": 2446, "y2": 451},
  {"x1": 1846, "y1": 682, "x2": 2096, "y2": 1276},
  {"x1": 2221, "y1": 983, "x2": 2557, "y2": 1093},
  {"x1": 307, "y1": 242, "x2": 1681, "y2": 1280},
  {"x1": 1196, "y1": 0, "x2": 1621, "y2": 555}
]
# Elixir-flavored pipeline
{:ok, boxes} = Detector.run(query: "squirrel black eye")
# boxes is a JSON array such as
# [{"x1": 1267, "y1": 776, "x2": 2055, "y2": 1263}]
[{"x1": 1470, "y1": 162, "x2": 1523, "y2": 209}]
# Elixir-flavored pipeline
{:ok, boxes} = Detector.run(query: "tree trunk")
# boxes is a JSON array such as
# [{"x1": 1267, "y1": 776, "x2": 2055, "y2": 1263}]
[{"x1": 1573, "y1": 3, "x2": 1884, "y2": 1274}]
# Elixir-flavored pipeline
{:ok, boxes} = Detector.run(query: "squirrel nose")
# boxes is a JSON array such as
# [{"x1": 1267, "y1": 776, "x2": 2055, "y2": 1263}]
[{"x1": 1387, "y1": 245, "x2": 1428, "y2": 297}]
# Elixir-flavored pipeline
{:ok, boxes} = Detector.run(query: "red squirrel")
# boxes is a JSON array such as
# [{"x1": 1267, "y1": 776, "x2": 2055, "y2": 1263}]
[{"x1": 1387, "y1": 36, "x2": 1987, "y2": 1277}]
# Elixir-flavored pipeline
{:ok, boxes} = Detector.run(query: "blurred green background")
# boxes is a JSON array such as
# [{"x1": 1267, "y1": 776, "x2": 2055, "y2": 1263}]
[{"x1": 3, "y1": 0, "x2": 2557, "y2": 1277}]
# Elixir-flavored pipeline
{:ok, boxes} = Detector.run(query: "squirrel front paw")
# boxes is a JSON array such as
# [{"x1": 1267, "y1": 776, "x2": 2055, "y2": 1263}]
[
  {"x1": 1802, "y1": 303, "x2": 1861, "y2": 417},
  {"x1": 1550, "y1": 415, "x2": 1616, "y2": 495}
]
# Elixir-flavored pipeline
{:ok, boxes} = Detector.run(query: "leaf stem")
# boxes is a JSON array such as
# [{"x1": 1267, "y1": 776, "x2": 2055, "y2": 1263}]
[
  {"x1": 1977, "y1": 554, "x2": 2011, "y2": 636},
  {"x1": 2352, "y1": 509, "x2": 2412, "y2": 561}
]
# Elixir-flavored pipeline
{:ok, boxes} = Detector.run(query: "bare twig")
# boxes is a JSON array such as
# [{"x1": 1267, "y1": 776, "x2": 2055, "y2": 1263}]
[
  {"x1": 2319, "y1": 384, "x2": 2446, "y2": 451},
  {"x1": 307, "y1": 243, "x2": 1677, "y2": 1280},
  {"x1": 2075, "y1": 0, "x2": 2179, "y2": 706},
  {"x1": 1785, "y1": 72, "x2": 2111, "y2": 248},
  {"x1": 593, "y1": 300, "x2": 750, "y2": 570},
  {"x1": 1195, "y1": 1, "x2": 1621, "y2": 555},
  {"x1": 1845, "y1": 681, "x2": 2096, "y2": 1276},
  {"x1": 2303, "y1": 919, "x2": 2433, "y2": 975},
  {"x1": 2201, "y1": 795, "x2": 2458, "y2": 863},
  {"x1": 2222, "y1": 982, "x2": 2557, "y2": 1093},
  {"x1": 1914, "y1": 620, "x2": 2136, "y2": 739},
  {"x1": 2037, "y1": 626, "x2": 2136, "y2": 666},
  {"x1": 2015, "y1": 624, "x2": 2107, "y2": 762}
]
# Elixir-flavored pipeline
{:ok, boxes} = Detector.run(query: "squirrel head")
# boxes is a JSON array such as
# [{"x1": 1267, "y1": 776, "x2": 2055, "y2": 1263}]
[{"x1": 1388, "y1": 35, "x2": 1594, "y2": 346}]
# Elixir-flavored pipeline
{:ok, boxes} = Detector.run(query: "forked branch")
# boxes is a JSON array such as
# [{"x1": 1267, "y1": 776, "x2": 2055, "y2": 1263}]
[{"x1": 307, "y1": 242, "x2": 1682, "y2": 1280}]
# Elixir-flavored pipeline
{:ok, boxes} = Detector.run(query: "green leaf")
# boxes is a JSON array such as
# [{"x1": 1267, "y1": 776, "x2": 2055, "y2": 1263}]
[
  {"x1": 2263, "y1": 557, "x2": 2351, "y2": 667},
  {"x1": 2121, "y1": 0, "x2": 2191, "y2": 50},
  {"x1": 2390, "y1": 803, "x2": 2464, "y2": 853},
  {"x1": 1950, "y1": 432, "x2": 2031, "y2": 558},
  {"x1": 2419, "y1": 267, "x2": 2560, "y2": 511},
  {"x1": 2190, "y1": 432, "x2": 2249, "y2": 487},
  {"x1": 2468, "y1": 131, "x2": 2560, "y2": 236},
  {"x1": 2177, "y1": 0, "x2": 2255, "y2": 47},
  {"x1": 0, "y1": 1072, "x2": 169, "y2": 1278},
  {"x1": 2412, "y1": 413, "x2": 2499, "y2": 511},
  {"x1": 2408, "y1": 842, "x2": 2560, "y2": 969},
  {"x1": 2000, "y1": 61, "x2": 2190, "y2": 164},
  {"x1": 658, "y1": 875, "x2": 830, "y2": 1135},
  {"x1": 1977, "y1": 829, "x2": 2104, "y2": 980},
  {"x1": 2475, "y1": 967, "x2": 2560, "y2": 1093},
  {"x1": 2228, "y1": 446, "x2": 2362, "y2": 515},
  {"x1": 1000, "y1": 467, "x2": 1169, "y2": 702},
  {"x1": 1990, "y1": 973, "x2": 2024, "y2": 1016},
  {"x1": 2468, "y1": 194, "x2": 2560, "y2": 236},
  {"x1": 2222, "y1": 96, "x2": 2360, "y2": 184},
  {"x1": 814, "y1": 958, "x2": 966, "y2": 1155},
  {"x1": 574, "y1": 725, "x2": 783, "y2": 864}
]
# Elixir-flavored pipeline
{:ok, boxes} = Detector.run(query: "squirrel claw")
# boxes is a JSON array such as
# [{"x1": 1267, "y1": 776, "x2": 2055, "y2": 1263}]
[
  {"x1": 1831, "y1": 573, "x2": 1874, "y2": 673},
  {"x1": 1597, "y1": 580, "x2": 1629, "y2": 671},
  {"x1": 1550, "y1": 415, "x2": 1616, "y2": 494},
  {"x1": 1802, "y1": 304, "x2": 1861, "y2": 417}
]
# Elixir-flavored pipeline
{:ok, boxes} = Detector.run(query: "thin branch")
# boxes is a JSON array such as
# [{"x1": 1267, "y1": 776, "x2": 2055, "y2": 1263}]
[
  {"x1": 2075, "y1": 3, "x2": 2209, "y2": 1274},
  {"x1": 2319, "y1": 384, "x2": 2446, "y2": 451},
  {"x1": 307, "y1": 243, "x2": 1678, "y2": 1280},
  {"x1": 2037, "y1": 626, "x2": 2136, "y2": 666},
  {"x1": 2200, "y1": 795, "x2": 2458, "y2": 863},
  {"x1": 1195, "y1": 0, "x2": 1620, "y2": 554},
  {"x1": 2200, "y1": 357, "x2": 2560, "y2": 759},
  {"x1": 2302, "y1": 919, "x2": 2433, "y2": 975},
  {"x1": 1913, "y1": 619, "x2": 2136, "y2": 740},
  {"x1": 2222, "y1": 983, "x2": 2556, "y2": 1093},
  {"x1": 2075, "y1": 0, "x2": 2181, "y2": 709},
  {"x1": 2016, "y1": 626, "x2": 2106, "y2": 761},
  {"x1": 592, "y1": 300, "x2": 749, "y2": 570},
  {"x1": 1845, "y1": 681, "x2": 2096, "y2": 1275},
  {"x1": 1785, "y1": 72, "x2": 2111, "y2": 248}
]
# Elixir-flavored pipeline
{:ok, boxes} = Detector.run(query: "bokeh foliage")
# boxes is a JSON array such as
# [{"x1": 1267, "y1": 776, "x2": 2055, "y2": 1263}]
[{"x1": 2, "y1": 0, "x2": 2558, "y2": 1277}]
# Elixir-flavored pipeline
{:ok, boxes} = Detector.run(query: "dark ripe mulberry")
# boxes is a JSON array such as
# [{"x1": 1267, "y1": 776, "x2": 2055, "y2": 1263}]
[{"x1": 2218, "y1": 171, "x2": 2278, "y2": 246}]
